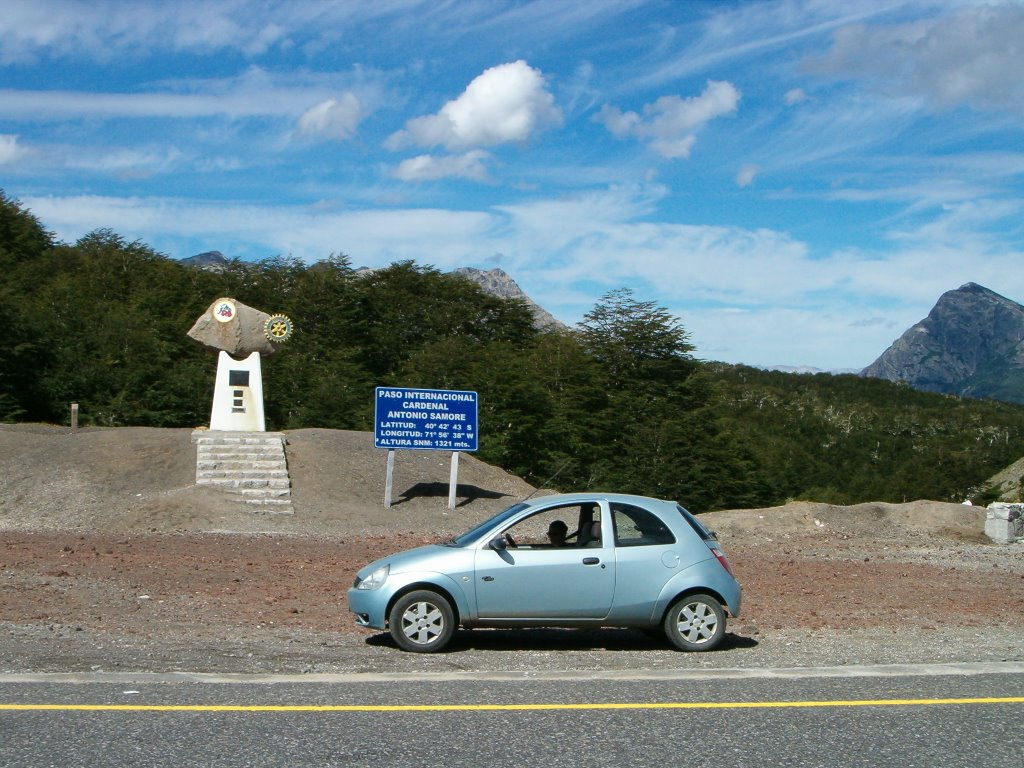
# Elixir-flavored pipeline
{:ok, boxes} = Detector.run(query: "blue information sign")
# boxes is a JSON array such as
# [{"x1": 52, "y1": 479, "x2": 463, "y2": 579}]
[{"x1": 374, "y1": 387, "x2": 478, "y2": 451}]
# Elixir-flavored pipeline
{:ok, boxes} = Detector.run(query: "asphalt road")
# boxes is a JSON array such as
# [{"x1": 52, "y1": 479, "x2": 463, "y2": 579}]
[{"x1": 2, "y1": 663, "x2": 1022, "y2": 768}]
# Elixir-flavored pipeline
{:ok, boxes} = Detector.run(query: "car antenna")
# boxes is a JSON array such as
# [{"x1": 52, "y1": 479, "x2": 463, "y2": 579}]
[{"x1": 520, "y1": 458, "x2": 575, "y2": 502}]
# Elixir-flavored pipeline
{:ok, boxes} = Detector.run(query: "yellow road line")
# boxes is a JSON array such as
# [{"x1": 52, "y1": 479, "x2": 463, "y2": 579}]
[{"x1": 2, "y1": 697, "x2": 1023, "y2": 713}]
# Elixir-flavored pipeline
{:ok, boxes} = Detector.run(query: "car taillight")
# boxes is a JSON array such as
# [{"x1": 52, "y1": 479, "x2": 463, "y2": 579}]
[{"x1": 711, "y1": 548, "x2": 734, "y2": 576}]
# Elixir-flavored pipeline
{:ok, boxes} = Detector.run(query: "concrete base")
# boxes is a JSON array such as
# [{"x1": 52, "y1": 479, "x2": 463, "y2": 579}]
[{"x1": 985, "y1": 502, "x2": 1023, "y2": 544}]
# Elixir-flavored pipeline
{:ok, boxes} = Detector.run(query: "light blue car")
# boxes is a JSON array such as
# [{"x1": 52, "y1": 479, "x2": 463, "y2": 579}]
[{"x1": 348, "y1": 492, "x2": 742, "y2": 653}]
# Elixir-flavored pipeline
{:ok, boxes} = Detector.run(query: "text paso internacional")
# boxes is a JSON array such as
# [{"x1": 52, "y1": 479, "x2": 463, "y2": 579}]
[{"x1": 374, "y1": 387, "x2": 478, "y2": 451}]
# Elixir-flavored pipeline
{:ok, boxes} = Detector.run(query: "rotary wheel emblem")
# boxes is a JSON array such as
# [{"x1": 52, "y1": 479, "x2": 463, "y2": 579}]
[{"x1": 264, "y1": 314, "x2": 295, "y2": 343}]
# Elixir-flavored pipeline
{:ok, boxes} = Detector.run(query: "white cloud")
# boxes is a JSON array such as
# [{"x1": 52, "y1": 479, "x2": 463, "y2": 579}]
[
  {"x1": 392, "y1": 151, "x2": 491, "y2": 182},
  {"x1": 815, "y1": 3, "x2": 1024, "y2": 114},
  {"x1": 736, "y1": 164, "x2": 759, "y2": 187},
  {"x1": 297, "y1": 94, "x2": 363, "y2": 141},
  {"x1": 596, "y1": 80, "x2": 741, "y2": 159},
  {"x1": 387, "y1": 60, "x2": 562, "y2": 151},
  {"x1": 784, "y1": 88, "x2": 807, "y2": 106},
  {"x1": 0, "y1": 134, "x2": 25, "y2": 164}
]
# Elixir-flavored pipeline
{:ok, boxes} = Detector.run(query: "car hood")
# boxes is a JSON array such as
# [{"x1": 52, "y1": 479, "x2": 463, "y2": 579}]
[{"x1": 357, "y1": 543, "x2": 465, "y2": 578}]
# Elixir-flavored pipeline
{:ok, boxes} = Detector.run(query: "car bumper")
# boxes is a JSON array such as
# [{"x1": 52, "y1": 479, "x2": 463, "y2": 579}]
[{"x1": 347, "y1": 587, "x2": 389, "y2": 630}]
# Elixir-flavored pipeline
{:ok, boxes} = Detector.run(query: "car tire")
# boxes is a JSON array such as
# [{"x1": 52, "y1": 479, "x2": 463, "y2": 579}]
[
  {"x1": 389, "y1": 590, "x2": 455, "y2": 653},
  {"x1": 663, "y1": 593, "x2": 726, "y2": 652}
]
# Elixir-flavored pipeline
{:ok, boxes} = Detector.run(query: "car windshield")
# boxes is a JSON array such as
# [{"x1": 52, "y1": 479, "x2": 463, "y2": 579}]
[
  {"x1": 448, "y1": 502, "x2": 530, "y2": 547},
  {"x1": 676, "y1": 504, "x2": 717, "y2": 541}
]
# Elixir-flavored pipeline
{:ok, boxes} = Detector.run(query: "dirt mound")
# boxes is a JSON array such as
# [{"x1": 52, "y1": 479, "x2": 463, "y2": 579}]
[
  {"x1": 702, "y1": 499, "x2": 987, "y2": 543},
  {"x1": 0, "y1": 423, "x2": 992, "y2": 540},
  {"x1": 0, "y1": 424, "x2": 532, "y2": 536}
]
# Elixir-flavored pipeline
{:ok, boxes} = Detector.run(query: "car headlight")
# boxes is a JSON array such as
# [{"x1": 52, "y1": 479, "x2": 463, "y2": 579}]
[{"x1": 355, "y1": 564, "x2": 390, "y2": 590}]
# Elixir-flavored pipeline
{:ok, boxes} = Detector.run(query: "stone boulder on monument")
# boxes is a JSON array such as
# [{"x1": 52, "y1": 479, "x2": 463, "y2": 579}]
[{"x1": 187, "y1": 297, "x2": 281, "y2": 357}]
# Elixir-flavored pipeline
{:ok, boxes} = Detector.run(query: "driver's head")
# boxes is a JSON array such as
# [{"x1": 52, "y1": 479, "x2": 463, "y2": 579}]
[{"x1": 547, "y1": 519, "x2": 568, "y2": 545}]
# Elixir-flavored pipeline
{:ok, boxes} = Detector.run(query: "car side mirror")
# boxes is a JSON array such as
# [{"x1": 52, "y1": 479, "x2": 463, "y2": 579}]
[{"x1": 489, "y1": 536, "x2": 507, "y2": 551}]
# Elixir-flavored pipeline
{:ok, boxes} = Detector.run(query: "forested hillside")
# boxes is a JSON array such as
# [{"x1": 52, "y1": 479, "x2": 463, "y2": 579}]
[{"x1": 4, "y1": 190, "x2": 1024, "y2": 510}]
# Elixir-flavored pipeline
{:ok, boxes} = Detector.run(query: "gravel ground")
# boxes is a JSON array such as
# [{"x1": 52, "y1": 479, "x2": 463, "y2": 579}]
[
  {"x1": 2, "y1": 530, "x2": 1021, "y2": 675},
  {"x1": 1, "y1": 424, "x2": 1022, "y2": 675}
]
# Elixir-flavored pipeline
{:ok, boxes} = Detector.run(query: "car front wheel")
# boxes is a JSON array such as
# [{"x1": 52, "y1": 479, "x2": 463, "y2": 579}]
[
  {"x1": 664, "y1": 594, "x2": 726, "y2": 652},
  {"x1": 389, "y1": 590, "x2": 455, "y2": 653}
]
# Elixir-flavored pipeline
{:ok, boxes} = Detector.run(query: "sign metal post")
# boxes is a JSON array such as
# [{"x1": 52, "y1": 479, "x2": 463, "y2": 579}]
[
  {"x1": 448, "y1": 451, "x2": 460, "y2": 510},
  {"x1": 385, "y1": 449, "x2": 396, "y2": 509}
]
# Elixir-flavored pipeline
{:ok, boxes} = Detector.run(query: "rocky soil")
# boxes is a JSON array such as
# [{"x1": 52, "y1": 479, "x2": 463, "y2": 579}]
[{"x1": 1, "y1": 424, "x2": 1021, "y2": 675}]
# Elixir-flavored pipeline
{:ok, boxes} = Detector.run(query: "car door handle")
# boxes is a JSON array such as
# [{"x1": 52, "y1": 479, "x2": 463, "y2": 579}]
[
  {"x1": 482, "y1": 576, "x2": 495, "y2": 581},
  {"x1": 582, "y1": 557, "x2": 600, "y2": 565}
]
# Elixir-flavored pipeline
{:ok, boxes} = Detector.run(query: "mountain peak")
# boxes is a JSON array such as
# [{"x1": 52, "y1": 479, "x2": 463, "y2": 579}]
[
  {"x1": 862, "y1": 282, "x2": 1024, "y2": 402},
  {"x1": 453, "y1": 267, "x2": 564, "y2": 330},
  {"x1": 180, "y1": 250, "x2": 229, "y2": 271}
]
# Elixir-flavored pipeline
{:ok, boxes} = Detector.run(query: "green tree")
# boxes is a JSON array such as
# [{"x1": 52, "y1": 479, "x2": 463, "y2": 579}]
[
  {"x1": 25, "y1": 231, "x2": 211, "y2": 425},
  {"x1": 576, "y1": 288, "x2": 696, "y2": 388},
  {"x1": 0, "y1": 192, "x2": 55, "y2": 420}
]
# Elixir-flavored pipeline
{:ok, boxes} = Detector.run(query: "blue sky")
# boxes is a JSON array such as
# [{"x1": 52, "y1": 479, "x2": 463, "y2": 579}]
[{"x1": 2, "y1": 0, "x2": 1023, "y2": 370}]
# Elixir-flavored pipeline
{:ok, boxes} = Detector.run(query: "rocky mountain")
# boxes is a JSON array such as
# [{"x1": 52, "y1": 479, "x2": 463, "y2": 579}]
[
  {"x1": 861, "y1": 282, "x2": 1024, "y2": 403},
  {"x1": 180, "y1": 250, "x2": 229, "y2": 271},
  {"x1": 452, "y1": 267, "x2": 565, "y2": 331}
]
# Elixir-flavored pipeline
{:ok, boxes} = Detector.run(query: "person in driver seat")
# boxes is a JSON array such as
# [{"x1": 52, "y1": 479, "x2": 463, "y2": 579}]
[{"x1": 546, "y1": 519, "x2": 568, "y2": 547}]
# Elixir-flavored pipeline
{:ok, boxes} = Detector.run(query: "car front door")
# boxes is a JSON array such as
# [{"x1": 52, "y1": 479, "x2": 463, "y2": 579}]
[{"x1": 473, "y1": 533, "x2": 615, "y2": 619}]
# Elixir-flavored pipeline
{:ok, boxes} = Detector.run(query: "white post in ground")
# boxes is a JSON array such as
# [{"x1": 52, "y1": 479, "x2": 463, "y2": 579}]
[
  {"x1": 384, "y1": 449, "x2": 396, "y2": 509},
  {"x1": 448, "y1": 451, "x2": 460, "y2": 510}
]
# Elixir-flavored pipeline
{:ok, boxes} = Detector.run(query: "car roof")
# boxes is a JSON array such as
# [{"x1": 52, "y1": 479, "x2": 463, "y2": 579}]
[{"x1": 520, "y1": 492, "x2": 676, "y2": 509}]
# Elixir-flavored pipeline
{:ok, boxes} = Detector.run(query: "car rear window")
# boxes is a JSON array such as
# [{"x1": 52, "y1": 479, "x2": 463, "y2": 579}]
[
  {"x1": 611, "y1": 502, "x2": 676, "y2": 547},
  {"x1": 675, "y1": 504, "x2": 716, "y2": 542}
]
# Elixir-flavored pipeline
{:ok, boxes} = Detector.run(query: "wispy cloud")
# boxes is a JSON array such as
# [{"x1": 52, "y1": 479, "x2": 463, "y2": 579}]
[
  {"x1": 595, "y1": 80, "x2": 740, "y2": 159},
  {"x1": 736, "y1": 164, "x2": 759, "y2": 187},
  {"x1": 0, "y1": 67, "x2": 383, "y2": 122},
  {"x1": 392, "y1": 151, "x2": 492, "y2": 183},
  {"x1": 0, "y1": 0, "x2": 295, "y2": 63},
  {"x1": 812, "y1": 3, "x2": 1024, "y2": 115},
  {"x1": 296, "y1": 94, "x2": 364, "y2": 141},
  {"x1": 0, "y1": 134, "x2": 25, "y2": 164}
]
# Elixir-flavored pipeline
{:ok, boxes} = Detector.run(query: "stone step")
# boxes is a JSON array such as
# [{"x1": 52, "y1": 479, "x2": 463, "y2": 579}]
[
  {"x1": 196, "y1": 449, "x2": 283, "y2": 460},
  {"x1": 196, "y1": 469, "x2": 290, "y2": 480},
  {"x1": 240, "y1": 498, "x2": 295, "y2": 513},
  {"x1": 242, "y1": 495, "x2": 294, "y2": 504},
  {"x1": 193, "y1": 434, "x2": 286, "y2": 446},
  {"x1": 228, "y1": 486, "x2": 293, "y2": 498},
  {"x1": 196, "y1": 461, "x2": 288, "y2": 472},
  {"x1": 197, "y1": 477, "x2": 291, "y2": 490}
]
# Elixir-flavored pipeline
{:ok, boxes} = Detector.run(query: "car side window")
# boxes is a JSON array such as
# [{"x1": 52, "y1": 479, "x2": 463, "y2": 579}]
[
  {"x1": 611, "y1": 503, "x2": 676, "y2": 547},
  {"x1": 502, "y1": 505, "x2": 582, "y2": 548}
]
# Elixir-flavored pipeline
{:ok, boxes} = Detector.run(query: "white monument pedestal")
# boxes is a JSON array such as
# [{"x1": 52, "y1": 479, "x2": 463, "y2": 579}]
[{"x1": 209, "y1": 350, "x2": 266, "y2": 432}]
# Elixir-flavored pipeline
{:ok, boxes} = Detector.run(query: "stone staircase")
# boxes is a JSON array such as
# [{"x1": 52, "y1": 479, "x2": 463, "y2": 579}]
[{"x1": 192, "y1": 431, "x2": 293, "y2": 514}]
